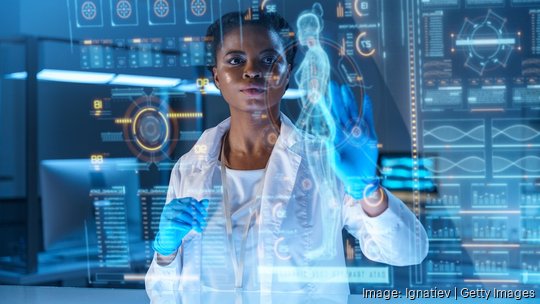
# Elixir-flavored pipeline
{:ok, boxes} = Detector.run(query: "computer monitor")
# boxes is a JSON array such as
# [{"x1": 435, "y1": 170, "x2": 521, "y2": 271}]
[{"x1": 40, "y1": 158, "x2": 140, "y2": 251}]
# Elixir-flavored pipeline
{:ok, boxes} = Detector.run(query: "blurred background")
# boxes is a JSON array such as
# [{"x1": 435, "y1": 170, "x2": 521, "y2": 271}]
[{"x1": 0, "y1": 0, "x2": 539, "y2": 294}]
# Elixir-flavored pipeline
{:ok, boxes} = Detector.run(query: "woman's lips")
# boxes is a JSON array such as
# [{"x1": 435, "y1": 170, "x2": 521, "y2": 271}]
[{"x1": 241, "y1": 88, "x2": 266, "y2": 96}]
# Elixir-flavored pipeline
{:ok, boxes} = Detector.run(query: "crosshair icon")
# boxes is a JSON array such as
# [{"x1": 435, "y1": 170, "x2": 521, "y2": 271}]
[
  {"x1": 153, "y1": 0, "x2": 170, "y2": 18},
  {"x1": 191, "y1": 0, "x2": 207, "y2": 17},
  {"x1": 81, "y1": 1, "x2": 97, "y2": 20},
  {"x1": 116, "y1": 0, "x2": 132, "y2": 19}
]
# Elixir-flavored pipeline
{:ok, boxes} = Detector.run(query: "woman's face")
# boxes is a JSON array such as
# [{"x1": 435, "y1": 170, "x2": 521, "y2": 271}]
[{"x1": 213, "y1": 25, "x2": 291, "y2": 114}]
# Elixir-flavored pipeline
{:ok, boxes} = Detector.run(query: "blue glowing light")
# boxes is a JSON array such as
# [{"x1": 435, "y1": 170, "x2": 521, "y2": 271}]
[{"x1": 38, "y1": 69, "x2": 115, "y2": 84}]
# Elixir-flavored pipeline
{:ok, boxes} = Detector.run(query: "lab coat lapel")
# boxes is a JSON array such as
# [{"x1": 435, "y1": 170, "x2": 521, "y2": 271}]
[
  {"x1": 260, "y1": 141, "x2": 301, "y2": 229},
  {"x1": 260, "y1": 114, "x2": 302, "y2": 234},
  {"x1": 178, "y1": 118, "x2": 229, "y2": 292},
  {"x1": 257, "y1": 115, "x2": 302, "y2": 292}
]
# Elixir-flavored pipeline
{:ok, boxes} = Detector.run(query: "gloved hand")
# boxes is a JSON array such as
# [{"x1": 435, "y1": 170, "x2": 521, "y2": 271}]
[
  {"x1": 329, "y1": 81, "x2": 380, "y2": 200},
  {"x1": 152, "y1": 197, "x2": 209, "y2": 256}
]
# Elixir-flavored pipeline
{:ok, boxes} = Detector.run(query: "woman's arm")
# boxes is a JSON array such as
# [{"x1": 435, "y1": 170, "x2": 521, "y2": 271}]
[
  {"x1": 342, "y1": 189, "x2": 429, "y2": 266},
  {"x1": 156, "y1": 251, "x2": 178, "y2": 266},
  {"x1": 358, "y1": 185, "x2": 388, "y2": 217}
]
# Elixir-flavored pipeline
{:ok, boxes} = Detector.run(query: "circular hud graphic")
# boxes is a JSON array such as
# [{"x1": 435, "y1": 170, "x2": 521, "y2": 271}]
[
  {"x1": 81, "y1": 1, "x2": 97, "y2": 20},
  {"x1": 153, "y1": 0, "x2": 170, "y2": 18},
  {"x1": 456, "y1": 10, "x2": 514, "y2": 75},
  {"x1": 191, "y1": 0, "x2": 207, "y2": 17},
  {"x1": 116, "y1": 0, "x2": 133, "y2": 19},
  {"x1": 122, "y1": 95, "x2": 178, "y2": 162},
  {"x1": 132, "y1": 108, "x2": 169, "y2": 152}
]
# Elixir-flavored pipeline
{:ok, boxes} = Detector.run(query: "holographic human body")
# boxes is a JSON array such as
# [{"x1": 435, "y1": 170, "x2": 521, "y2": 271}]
[{"x1": 294, "y1": 4, "x2": 341, "y2": 260}]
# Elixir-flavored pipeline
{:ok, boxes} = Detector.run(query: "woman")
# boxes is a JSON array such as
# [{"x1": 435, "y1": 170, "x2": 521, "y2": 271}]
[{"x1": 145, "y1": 10, "x2": 428, "y2": 297}]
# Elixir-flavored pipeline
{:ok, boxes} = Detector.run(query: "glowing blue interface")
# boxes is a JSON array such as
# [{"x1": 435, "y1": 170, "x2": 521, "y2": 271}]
[{"x1": 9, "y1": 0, "x2": 538, "y2": 293}]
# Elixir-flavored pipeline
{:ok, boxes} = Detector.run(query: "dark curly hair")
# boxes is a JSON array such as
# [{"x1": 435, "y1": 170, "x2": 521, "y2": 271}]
[{"x1": 206, "y1": 10, "x2": 297, "y2": 76}]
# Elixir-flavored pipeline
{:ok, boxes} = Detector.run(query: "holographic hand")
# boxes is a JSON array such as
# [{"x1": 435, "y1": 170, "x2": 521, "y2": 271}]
[{"x1": 329, "y1": 81, "x2": 380, "y2": 200}]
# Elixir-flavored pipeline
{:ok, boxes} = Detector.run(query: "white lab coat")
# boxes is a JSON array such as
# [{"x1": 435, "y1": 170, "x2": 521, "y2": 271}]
[{"x1": 145, "y1": 114, "x2": 428, "y2": 298}]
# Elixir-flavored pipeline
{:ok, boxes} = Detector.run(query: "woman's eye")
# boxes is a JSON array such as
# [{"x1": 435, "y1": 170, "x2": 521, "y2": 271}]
[
  {"x1": 227, "y1": 57, "x2": 245, "y2": 65},
  {"x1": 262, "y1": 56, "x2": 278, "y2": 65}
]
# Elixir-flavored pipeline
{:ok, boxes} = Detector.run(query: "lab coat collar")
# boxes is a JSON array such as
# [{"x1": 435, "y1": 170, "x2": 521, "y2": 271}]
[{"x1": 183, "y1": 113, "x2": 302, "y2": 170}]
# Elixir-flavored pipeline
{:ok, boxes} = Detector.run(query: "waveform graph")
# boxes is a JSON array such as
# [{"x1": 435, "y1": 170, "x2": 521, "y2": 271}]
[
  {"x1": 424, "y1": 151, "x2": 486, "y2": 179},
  {"x1": 423, "y1": 119, "x2": 485, "y2": 149},
  {"x1": 492, "y1": 151, "x2": 540, "y2": 178},
  {"x1": 492, "y1": 119, "x2": 540, "y2": 148}
]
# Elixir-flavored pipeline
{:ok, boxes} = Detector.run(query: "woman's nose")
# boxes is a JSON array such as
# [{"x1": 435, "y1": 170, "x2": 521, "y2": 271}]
[
  {"x1": 243, "y1": 63, "x2": 262, "y2": 79},
  {"x1": 243, "y1": 70, "x2": 262, "y2": 79}
]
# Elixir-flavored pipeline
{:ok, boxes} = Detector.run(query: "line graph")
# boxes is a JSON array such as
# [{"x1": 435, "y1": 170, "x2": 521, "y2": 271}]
[
  {"x1": 423, "y1": 120, "x2": 485, "y2": 148},
  {"x1": 425, "y1": 151, "x2": 486, "y2": 178},
  {"x1": 492, "y1": 119, "x2": 540, "y2": 147}
]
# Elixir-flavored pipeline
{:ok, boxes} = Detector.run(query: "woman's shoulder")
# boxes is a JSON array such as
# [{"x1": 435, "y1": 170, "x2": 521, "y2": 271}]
[{"x1": 178, "y1": 118, "x2": 230, "y2": 164}]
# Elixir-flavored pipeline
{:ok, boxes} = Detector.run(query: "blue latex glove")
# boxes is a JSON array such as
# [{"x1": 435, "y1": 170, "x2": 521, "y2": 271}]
[
  {"x1": 152, "y1": 197, "x2": 209, "y2": 256},
  {"x1": 329, "y1": 81, "x2": 380, "y2": 200}
]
